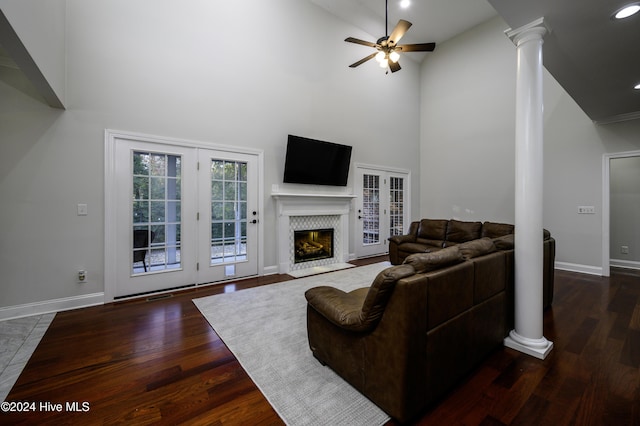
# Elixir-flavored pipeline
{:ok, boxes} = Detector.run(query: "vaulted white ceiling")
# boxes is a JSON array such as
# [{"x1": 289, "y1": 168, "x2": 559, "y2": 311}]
[
  {"x1": 312, "y1": 0, "x2": 640, "y2": 124},
  {"x1": 2, "y1": 1, "x2": 639, "y2": 123}
]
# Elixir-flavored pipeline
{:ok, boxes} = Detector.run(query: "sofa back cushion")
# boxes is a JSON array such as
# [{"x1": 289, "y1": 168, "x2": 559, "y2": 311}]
[
  {"x1": 417, "y1": 219, "x2": 448, "y2": 241},
  {"x1": 402, "y1": 246, "x2": 463, "y2": 273},
  {"x1": 457, "y1": 238, "x2": 497, "y2": 260},
  {"x1": 492, "y1": 234, "x2": 514, "y2": 250},
  {"x1": 444, "y1": 220, "x2": 482, "y2": 244},
  {"x1": 360, "y1": 264, "x2": 416, "y2": 330},
  {"x1": 481, "y1": 222, "x2": 514, "y2": 238}
]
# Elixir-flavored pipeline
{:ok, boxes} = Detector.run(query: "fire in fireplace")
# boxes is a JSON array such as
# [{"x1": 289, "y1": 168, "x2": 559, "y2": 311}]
[{"x1": 294, "y1": 228, "x2": 334, "y2": 264}]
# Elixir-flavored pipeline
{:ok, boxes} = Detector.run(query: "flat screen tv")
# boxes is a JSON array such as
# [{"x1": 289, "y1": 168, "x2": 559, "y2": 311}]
[{"x1": 283, "y1": 135, "x2": 352, "y2": 186}]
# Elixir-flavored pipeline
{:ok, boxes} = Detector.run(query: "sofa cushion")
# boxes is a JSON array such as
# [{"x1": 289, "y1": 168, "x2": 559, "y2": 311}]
[
  {"x1": 403, "y1": 246, "x2": 463, "y2": 273},
  {"x1": 413, "y1": 239, "x2": 445, "y2": 249},
  {"x1": 458, "y1": 238, "x2": 497, "y2": 260},
  {"x1": 481, "y1": 222, "x2": 514, "y2": 239},
  {"x1": 445, "y1": 220, "x2": 482, "y2": 244},
  {"x1": 398, "y1": 242, "x2": 431, "y2": 254},
  {"x1": 493, "y1": 234, "x2": 514, "y2": 250},
  {"x1": 417, "y1": 219, "x2": 449, "y2": 241}
]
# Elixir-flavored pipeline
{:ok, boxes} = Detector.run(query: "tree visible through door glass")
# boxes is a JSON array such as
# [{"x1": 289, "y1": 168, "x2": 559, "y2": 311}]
[
  {"x1": 210, "y1": 160, "x2": 248, "y2": 265},
  {"x1": 132, "y1": 151, "x2": 182, "y2": 274}
]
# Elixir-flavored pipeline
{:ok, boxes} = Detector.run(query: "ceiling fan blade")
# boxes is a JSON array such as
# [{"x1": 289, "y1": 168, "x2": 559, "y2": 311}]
[
  {"x1": 396, "y1": 42, "x2": 436, "y2": 52},
  {"x1": 388, "y1": 19, "x2": 412, "y2": 46},
  {"x1": 349, "y1": 52, "x2": 378, "y2": 68},
  {"x1": 345, "y1": 37, "x2": 378, "y2": 48},
  {"x1": 389, "y1": 60, "x2": 401, "y2": 73}
]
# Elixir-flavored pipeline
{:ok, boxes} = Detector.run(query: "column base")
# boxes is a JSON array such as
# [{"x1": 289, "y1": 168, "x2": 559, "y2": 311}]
[{"x1": 504, "y1": 330, "x2": 553, "y2": 359}]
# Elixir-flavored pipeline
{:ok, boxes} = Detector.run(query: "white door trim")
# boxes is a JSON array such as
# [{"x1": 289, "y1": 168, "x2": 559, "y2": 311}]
[
  {"x1": 602, "y1": 149, "x2": 640, "y2": 278},
  {"x1": 104, "y1": 129, "x2": 264, "y2": 302},
  {"x1": 353, "y1": 163, "x2": 411, "y2": 259}
]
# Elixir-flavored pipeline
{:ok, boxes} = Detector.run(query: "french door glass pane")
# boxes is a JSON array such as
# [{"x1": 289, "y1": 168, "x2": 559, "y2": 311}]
[
  {"x1": 132, "y1": 151, "x2": 182, "y2": 274},
  {"x1": 362, "y1": 174, "x2": 380, "y2": 244},
  {"x1": 389, "y1": 177, "x2": 404, "y2": 237},
  {"x1": 210, "y1": 160, "x2": 248, "y2": 265}
]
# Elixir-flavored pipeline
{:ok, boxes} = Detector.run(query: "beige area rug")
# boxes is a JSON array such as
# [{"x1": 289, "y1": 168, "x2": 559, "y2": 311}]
[
  {"x1": 287, "y1": 262, "x2": 355, "y2": 278},
  {"x1": 193, "y1": 262, "x2": 392, "y2": 426}
]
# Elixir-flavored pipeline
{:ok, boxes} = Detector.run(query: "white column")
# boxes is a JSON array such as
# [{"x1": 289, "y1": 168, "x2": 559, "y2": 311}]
[{"x1": 503, "y1": 18, "x2": 553, "y2": 359}]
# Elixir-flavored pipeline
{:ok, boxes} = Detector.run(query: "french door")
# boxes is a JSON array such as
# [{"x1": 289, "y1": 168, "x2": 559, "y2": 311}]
[
  {"x1": 197, "y1": 150, "x2": 258, "y2": 283},
  {"x1": 354, "y1": 166, "x2": 409, "y2": 258},
  {"x1": 106, "y1": 132, "x2": 260, "y2": 299}
]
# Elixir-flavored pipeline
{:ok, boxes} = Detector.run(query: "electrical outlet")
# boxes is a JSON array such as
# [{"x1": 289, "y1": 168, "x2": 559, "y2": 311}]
[
  {"x1": 78, "y1": 270, "x2": 87, "y2": 282},
  {"x1": 621, "y1": 246, "x2": 629, "y2": 254},
  {"x1": 577, "y1": 206, "x2": 595, "y2": 214}
]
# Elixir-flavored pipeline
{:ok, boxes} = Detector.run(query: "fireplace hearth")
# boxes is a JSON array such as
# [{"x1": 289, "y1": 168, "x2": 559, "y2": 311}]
[{"x1": 294, "y1": 228, "x2": 334, "y2": 264}]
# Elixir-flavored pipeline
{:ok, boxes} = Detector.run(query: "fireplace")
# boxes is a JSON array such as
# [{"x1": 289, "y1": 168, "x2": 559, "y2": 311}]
[
  {"x1": 272, "y1": 191, "x2": 355, "y2": 274},
  {"x1": 294, "y1": 228, "x2": 334, "y2": 264}
]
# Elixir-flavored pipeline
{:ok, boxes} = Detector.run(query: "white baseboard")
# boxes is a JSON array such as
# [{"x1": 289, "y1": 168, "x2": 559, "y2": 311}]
[
  {"x1": 0, "y1": 293, "x2": 105, "y2": 322},
  {"x1": 610, "y1": 259, "x2": 640, "y2": 270},
  {"x1": 263, "y1": 265, "x2": 279, "y2": 276},
  {"x1": 554, "y1": 262, "x2": 603, "y2": 276}
]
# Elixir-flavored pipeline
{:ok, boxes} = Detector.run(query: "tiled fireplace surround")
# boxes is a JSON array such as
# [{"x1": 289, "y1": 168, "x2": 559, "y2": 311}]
[{"x1": 272, "y1": 193, "x2": 355, "y2": 274}]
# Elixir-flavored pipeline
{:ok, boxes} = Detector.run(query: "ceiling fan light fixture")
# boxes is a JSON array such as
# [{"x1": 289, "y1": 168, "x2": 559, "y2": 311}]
[
  {"x1": 613, "y1": 3, "x2": 640, "y2": 19},
  {"x1": 344, "y1": 0, "x2": 435, "y2": 73}
]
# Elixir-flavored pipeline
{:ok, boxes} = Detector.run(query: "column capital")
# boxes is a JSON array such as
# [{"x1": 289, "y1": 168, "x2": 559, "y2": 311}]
[{"x1": 506, "y1": 17, "x2": 551, "y2": 46}]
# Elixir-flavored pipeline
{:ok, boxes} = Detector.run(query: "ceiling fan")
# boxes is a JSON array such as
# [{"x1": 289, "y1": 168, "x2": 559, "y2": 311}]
[{"x1": 345, "y1": 0, "x2": 436, "y2": 73}]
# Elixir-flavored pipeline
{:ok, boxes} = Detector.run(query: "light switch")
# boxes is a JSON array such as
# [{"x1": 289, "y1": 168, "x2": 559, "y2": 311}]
[
  {"x1": 77, "y1": 203, "x2": 88, "y2": 216},
  {"x1": 577, "y1": 206, "x2": 595, "y2": 214}
]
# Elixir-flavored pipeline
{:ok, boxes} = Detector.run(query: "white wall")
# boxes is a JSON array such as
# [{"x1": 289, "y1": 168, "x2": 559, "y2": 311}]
[
  {"x1": 420, "y1": 16, "x2": 640, "y2": 274},
  {"x1": 419, "y1": 17, "x2": 516, "y2": 223},
  {"x1": 0, "y1": 0, "x2": 421, "y2": 311}
]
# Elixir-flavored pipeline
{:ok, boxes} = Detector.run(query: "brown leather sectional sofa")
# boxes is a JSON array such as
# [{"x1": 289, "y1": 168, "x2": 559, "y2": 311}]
[
  {"x1": 389, "y1": 219, "x2": 555, "y2": 309},
  {"x1": 389, "y1": 219, "x2": 514, "y2": 264},
  {"x1": 304, "y1": 219, "x2": 555, "y2": 423}
]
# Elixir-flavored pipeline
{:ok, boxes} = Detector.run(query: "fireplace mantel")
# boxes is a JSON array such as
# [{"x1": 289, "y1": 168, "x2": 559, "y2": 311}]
[
  {"x1": 272, "y1": 192, "x2": 356, "y2": 217},
  {"x1": 271, "y1": 192, "x2": 356, "y2": 199},
  {"x1": 271, "y1": 192, "x2": 355, "y2": 274}
]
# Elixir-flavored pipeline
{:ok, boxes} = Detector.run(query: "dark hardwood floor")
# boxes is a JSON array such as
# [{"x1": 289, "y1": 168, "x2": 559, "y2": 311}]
[{"x1": 3, "y1": 259, "x2": 640, "y2": 425}]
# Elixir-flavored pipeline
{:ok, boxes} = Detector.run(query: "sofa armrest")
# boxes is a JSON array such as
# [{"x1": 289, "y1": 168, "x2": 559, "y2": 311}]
[
  {"x1": 305, "y1": 286, "x2": 371, "y2": 332},
  {"x1": 305, "y1": 264, "x2": 415, "y2": 333},
  {"x1": 388, "y1": 234, "x2": 417, "y2": 244},
  {"x1": 388, "y1": 221, "x2": 420, "y2": 244}
]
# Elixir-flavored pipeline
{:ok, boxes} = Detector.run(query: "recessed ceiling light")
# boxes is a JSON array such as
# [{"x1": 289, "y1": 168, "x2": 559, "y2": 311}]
[
  {"x1": 613, "y1": 3, "x2": 640, "y2": 19},
  {"x1": 635, "y1": 82, "x2": 640, "y2": 90},
  {"x1": 400, "y1": 0, "x2": 410, "y2": 8}
]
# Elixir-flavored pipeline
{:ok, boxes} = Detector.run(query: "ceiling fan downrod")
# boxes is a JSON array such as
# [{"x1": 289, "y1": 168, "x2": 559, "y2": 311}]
[{"x1": 385, "y1": 0, "x2": 389, "y2": 37}]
